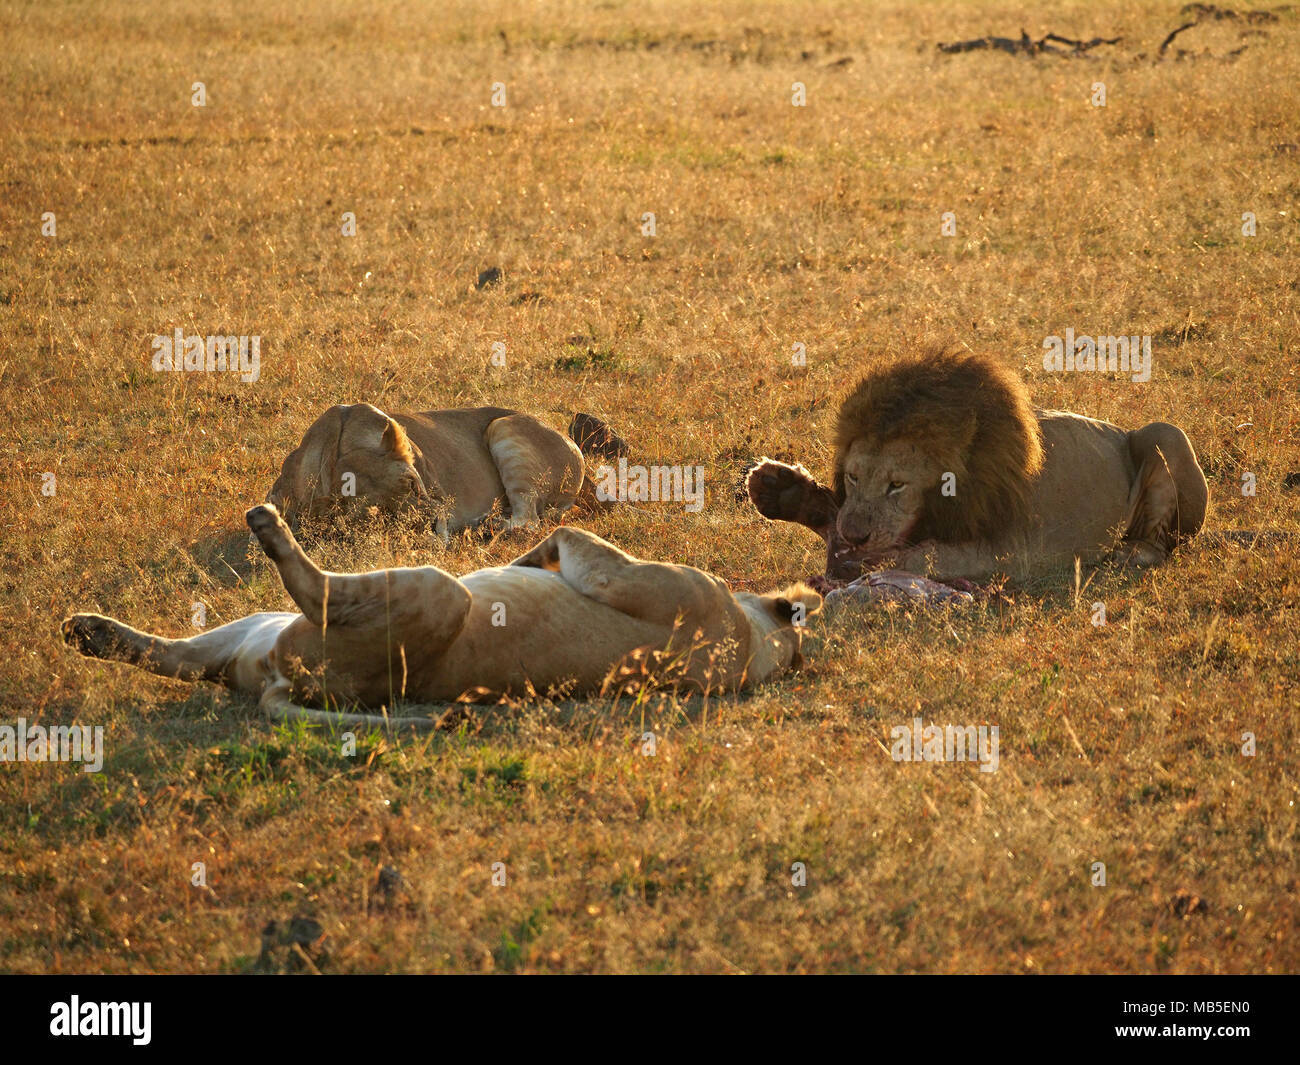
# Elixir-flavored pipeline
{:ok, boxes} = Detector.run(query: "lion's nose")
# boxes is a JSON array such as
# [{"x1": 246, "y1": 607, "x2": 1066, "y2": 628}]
[{"x1": 835, "y1": 515, "x2": 869, "y2": 546}]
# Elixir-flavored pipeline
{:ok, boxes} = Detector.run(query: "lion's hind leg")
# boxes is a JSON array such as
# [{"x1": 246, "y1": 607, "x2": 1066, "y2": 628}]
[
  {"x1": 485, "y1": 415, "x2": 585, "y2": 529},
  {"x1": 509, "y1": 526, "x2": 719, "y2": 628},
  {"x1": 1120, "y1": 423, "x2": 1210, "y2": 565}
]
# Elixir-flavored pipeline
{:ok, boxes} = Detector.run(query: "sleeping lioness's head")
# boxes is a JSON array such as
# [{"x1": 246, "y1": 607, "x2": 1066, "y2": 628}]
[
  {"x1": 267, "y1": 403, "x2": 427, "y2": 525},
  {"x1": 828, "y1": 348, "x2": 1044, "y2": 576}
]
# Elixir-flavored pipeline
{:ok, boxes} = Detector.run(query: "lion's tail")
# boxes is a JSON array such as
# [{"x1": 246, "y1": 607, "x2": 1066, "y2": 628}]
[
  {"x1": 259, "y1": 679, "x2": 449, "y2": 734},
  {"x1": 566, "y1": 412, "x2": 637, "y2": 514}
]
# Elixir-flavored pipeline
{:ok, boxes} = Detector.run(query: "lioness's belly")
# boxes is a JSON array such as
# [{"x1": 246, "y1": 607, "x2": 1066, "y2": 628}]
[
  {"x1": 411, "y1": 567, "x2": 673, "y2": 701},
  {"x1": 1029, "y1": 411, "x2": 1135, "y2": 562}
]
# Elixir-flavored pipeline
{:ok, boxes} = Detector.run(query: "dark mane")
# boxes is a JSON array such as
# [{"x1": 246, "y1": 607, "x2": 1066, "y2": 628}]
[{"x1": 832, "y1": 346, "x2": 1045, "y2": 542}]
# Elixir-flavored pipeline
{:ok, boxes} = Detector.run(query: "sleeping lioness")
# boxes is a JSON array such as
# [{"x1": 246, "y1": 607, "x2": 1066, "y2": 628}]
[
  {"x1": 267, "y1": 404, "x2": 626, "y2": 539},
  {"x1": 747, "y1": 347, "x2": 1209, "y2": 581},
  {"x1": 62, "y1": 505, "x2": 820, "y2": 731}
]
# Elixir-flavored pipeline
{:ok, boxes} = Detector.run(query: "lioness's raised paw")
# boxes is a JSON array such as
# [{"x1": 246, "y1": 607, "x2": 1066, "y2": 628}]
[
  {"x1": 508, "y1": 532, "x2": 563, "y2": 570},
  {"x1": 246, "y1": 503, "x2": 294, "y2": 562}
]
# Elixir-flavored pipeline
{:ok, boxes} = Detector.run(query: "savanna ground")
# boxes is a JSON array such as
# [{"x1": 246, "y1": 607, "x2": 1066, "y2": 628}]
[{"x1": 1, "y1": 0, "x2": 1297, "y2": 974}]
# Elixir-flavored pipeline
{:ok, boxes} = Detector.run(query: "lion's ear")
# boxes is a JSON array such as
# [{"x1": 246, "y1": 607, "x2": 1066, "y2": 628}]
[
  {"x1": 952, "y1": 408, "x2": 978, "y2": 449},
  {"x1": 381, "y1": 416, "x2": 410, "y2": 456},
  {"x1": 369, "y1": 411, "x2": 416, "y2": 465},
  {"x1": 892, "y1": 408, "x2": 977, "y2": 473},
  {"x1": 768, "y1": 584, "x2": 823, "y2": 625},
  {"x1": 900, "y1": 407, "x2": 977, "y2": 451}
]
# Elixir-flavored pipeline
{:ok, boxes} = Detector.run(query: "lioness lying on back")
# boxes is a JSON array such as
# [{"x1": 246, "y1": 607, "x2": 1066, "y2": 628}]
[
  {"x1": 747, "y1": 347, "x2": 1209, "y2": 581},
  {"x1": 267, "y1": 404, "x2": 626, "y2": 539},
  {"x1": 63, "y1": 505, "x2": 819, "y2": 732}
]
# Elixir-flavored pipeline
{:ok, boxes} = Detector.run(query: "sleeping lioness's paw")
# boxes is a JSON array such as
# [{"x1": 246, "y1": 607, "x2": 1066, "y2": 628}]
[
  {"x1": 746, "y1": 459, "x2": 824, "y2": 521},
  {"x1": 1115, "y1": 538, "x2": 1168, "y2": 568}
]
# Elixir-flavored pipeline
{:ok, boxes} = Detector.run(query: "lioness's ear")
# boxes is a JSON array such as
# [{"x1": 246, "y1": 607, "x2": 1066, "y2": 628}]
[
  {"x1": 377, "y1": 415, "x2": 416, "y2": 464},
  {"x1": 343, "y1": 403, "x2": 408, "y2": 457},
  {"x1": 381, "y1": 417, "x2": 405, "y2": 453},
  {"x1": 769, "y1": 584, "x2": 823, "y2": 625}
]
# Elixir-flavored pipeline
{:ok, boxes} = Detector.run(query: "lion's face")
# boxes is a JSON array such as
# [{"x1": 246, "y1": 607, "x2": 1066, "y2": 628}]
[
  {"x1": 737, "y1": 585, "x2": 823, "y2": 677},
  {"x1": 334, "y1": 416, "x2": 427, "y2": 513},
  {"x1": 268, "y1": 404, "x2": 427, "y2": 522},
  {"x1": 834, "y1": 436, "x2": 942, "y2": 560}
]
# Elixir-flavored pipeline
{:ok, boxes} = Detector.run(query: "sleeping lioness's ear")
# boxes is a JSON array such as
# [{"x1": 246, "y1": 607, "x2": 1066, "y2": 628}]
[
  {"x1": 342, "y1": 403, "x2": 414, "y2": 463},
  {"x1": 350, "y1": 405, "x2": 415, "y2": 465},
  {"x1": 381, "y1": 417, "x2": 411, "y2": 457}
]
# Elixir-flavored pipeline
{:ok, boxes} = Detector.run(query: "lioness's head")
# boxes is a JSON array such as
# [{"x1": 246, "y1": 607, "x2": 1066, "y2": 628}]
[
  {"x1": 736, "y1": 584, "x2": 824, "y2": 679},
  {"x1": 267, "y1": 403, "x2": 427, "y2": 524},
  {"x1": 830, "y1": 348, "x2": 1044, "y2": 573}
]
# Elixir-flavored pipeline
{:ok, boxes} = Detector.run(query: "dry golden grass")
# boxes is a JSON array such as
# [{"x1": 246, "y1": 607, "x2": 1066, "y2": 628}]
[{"x1": 1, "y1": 0, "x2": 1297, "y2": 973}]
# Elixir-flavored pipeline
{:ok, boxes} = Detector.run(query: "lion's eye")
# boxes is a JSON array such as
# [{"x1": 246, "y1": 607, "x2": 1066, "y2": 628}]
[
  {"x1": 845, "y1": 472, "x2": 858, "y2": 487},
  {"x1": 887, "y1": 481, "x2": 906, "y2": 495}
]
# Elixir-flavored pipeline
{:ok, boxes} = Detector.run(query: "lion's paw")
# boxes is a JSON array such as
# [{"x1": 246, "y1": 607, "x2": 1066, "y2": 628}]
[
  {"x1": 62, "y1": 614, "x2": 125, "y2": 659},
  {"x1": 746, "y1": 459, "x2": 821, "y2": 521},
  {"x1": 246, "y1": 504, "x2": 293, "y2": 560}
]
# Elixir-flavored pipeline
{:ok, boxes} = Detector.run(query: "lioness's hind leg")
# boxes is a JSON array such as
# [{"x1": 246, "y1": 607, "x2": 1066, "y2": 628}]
[
  {"x1": 248, "y1": 504, "x2": 333, "y2": 623},
  {"x1": 62, "y1": 611, "x2": 281, "y2": 686},
  {"x1": 485, "y1": 415, "x2": 585, "y2": 528},
  {"x1": 63, "y1": 614, "x2": 156, "y2": 667},
  {"x1": 248, "y1": 504, "x2": 471, "y2": 640},
  {"x1": 510, "y1": 526, "x2": 718, "y2": 627}
]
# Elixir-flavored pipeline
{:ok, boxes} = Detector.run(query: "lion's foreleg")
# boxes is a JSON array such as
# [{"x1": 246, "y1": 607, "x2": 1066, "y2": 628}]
[
  {"x1": 894, "y1": 539, "x2": 1024, "y2": 582},
  {"x1": 61, "y1": 611, "x2": 286, "y2": 690},
  {"x1": 746, "y1": 459, "x2": 839, "y2": 540}
]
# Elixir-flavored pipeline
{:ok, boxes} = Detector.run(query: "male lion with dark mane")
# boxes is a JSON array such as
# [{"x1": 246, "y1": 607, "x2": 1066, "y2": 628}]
[{"x1": 746, "y1": 348, "x2": 1209, "y2": 581}]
